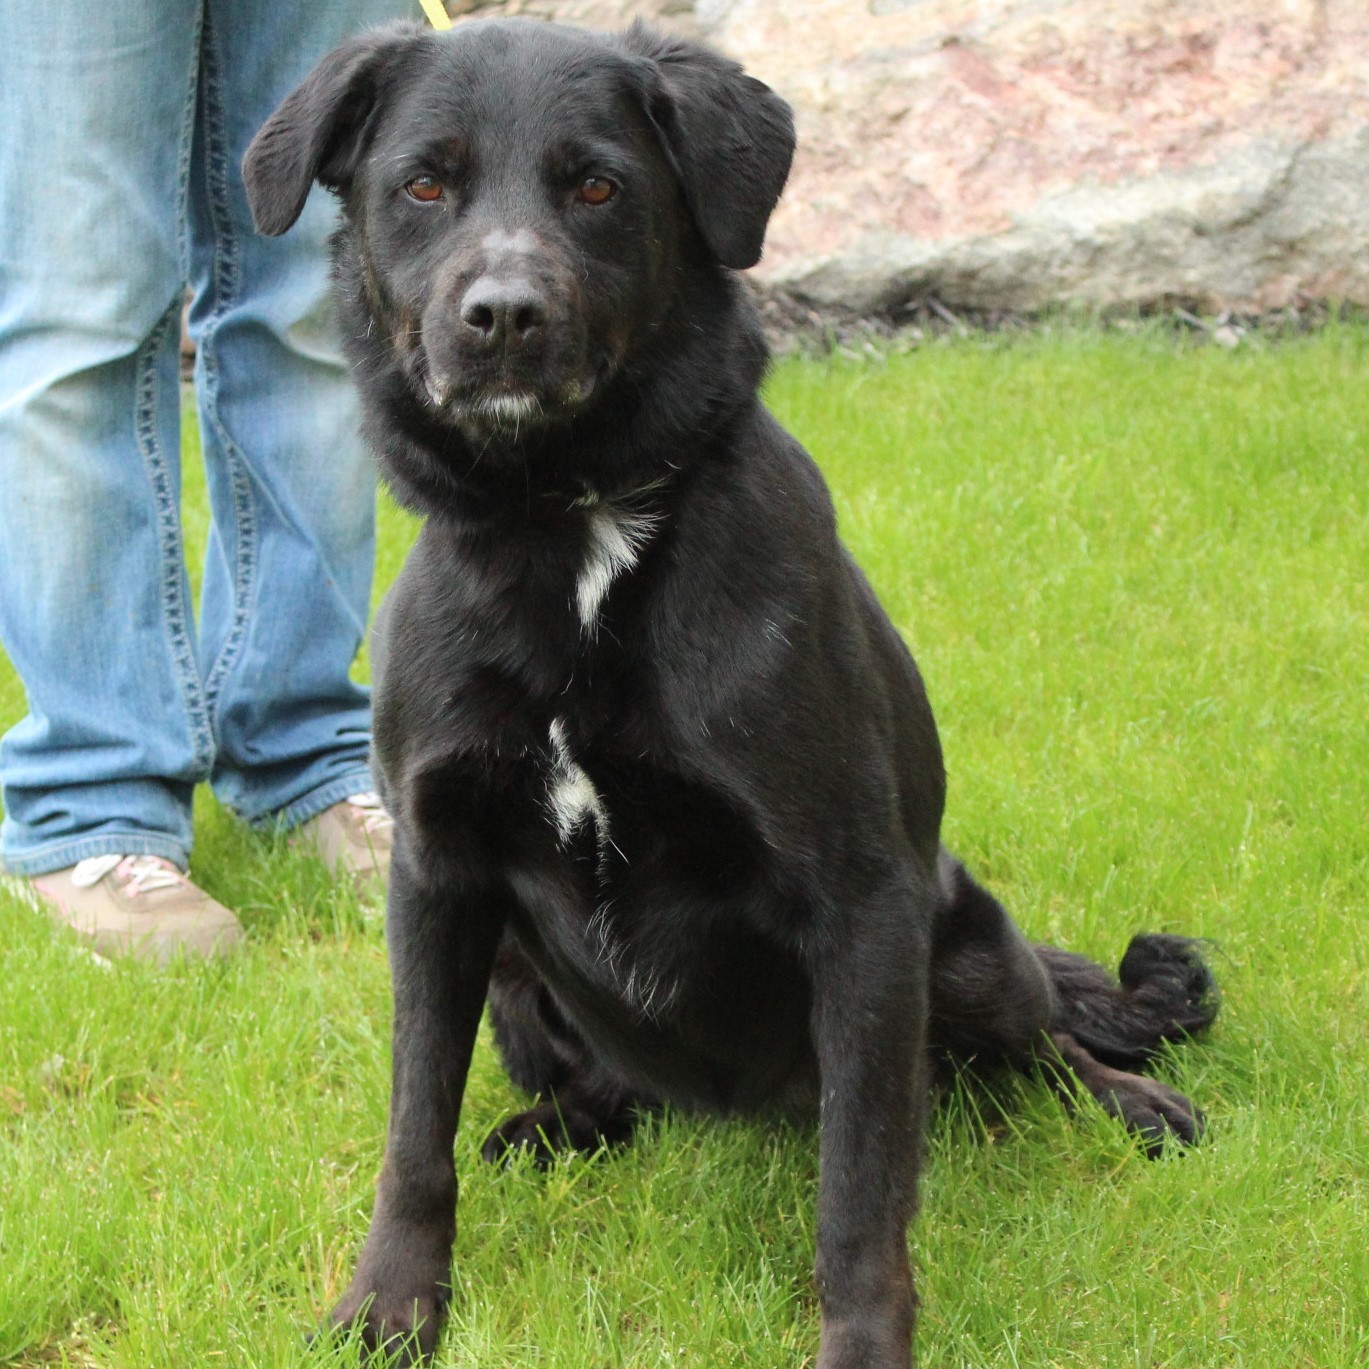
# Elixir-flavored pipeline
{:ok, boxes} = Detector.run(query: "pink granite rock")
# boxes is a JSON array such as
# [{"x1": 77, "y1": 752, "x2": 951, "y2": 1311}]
[
  {"x1": 441, "y1": 1, "x2": 1369, "y2": 314},
  {"x1": 443, "y1": 0, "x2": 702, "y2": 36}
]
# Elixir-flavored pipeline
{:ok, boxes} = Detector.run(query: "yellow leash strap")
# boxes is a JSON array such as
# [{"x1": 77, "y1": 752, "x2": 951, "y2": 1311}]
[{"x1": 418, "y1": 0, "x2": 453, "y2": 30}]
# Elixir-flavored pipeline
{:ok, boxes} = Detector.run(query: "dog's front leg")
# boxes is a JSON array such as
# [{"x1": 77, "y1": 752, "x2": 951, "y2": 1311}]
[
  {"x1": 330, "y1": 845, "x2": 504, "y2": 1362},
  {"x1": 809, "y1": 903, "x2": 930, "y2": 1369}
]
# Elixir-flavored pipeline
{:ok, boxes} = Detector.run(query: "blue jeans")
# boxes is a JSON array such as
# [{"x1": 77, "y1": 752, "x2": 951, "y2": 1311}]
[{"x1": 0, "y1": 0, "x2": 400, "y2": 876}]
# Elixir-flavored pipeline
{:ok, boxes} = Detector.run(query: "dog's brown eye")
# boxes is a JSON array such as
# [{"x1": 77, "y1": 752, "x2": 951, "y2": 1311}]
[
  {"x1": 405, "y1": 175, "x2": 444, "y2": 203},
  {"x1": 577, "y1": 176, "x2": 617, "y2": 206}
]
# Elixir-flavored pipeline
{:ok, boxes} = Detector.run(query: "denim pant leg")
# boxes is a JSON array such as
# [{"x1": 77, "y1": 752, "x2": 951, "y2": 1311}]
[
  {"x1": 0, "y1": 5, "x2": 206, "y2": 875},
  {"x1": 189, "y1": 0, "x2": 402, "y2": 828}
]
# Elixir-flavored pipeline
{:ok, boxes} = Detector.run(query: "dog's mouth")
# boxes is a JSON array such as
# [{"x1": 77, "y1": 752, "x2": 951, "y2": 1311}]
[{"x1": 418, "y1": 359, "x2": 604, "y2": 440}]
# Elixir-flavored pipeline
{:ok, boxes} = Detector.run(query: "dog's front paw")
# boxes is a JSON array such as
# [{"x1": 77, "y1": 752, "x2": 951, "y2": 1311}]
[
  {"x1": 328, "y1": 1283, "x2": 445, "y2": 1364},
  {"x1": 815, "y1": 1314, "x2": 913, "y2": 1369},
  {"x1": 328, "y1": 1242, "x2": 451, "y2": 1364}
]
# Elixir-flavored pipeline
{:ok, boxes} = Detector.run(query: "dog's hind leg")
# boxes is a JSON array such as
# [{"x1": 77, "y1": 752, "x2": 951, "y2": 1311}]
[
  {"x1": 479, "y1": 1074, "x2": 642, "y2": 1164},
  {"x1": 927, "y1": 851, "x2": 1056, "y2": 1070},
  {"x1": 930, "y1": 851, "x2": 1217, "y2": 1154},
  {"x1": 482, "y1": 934, "x2": 645, "y2": 1164}
]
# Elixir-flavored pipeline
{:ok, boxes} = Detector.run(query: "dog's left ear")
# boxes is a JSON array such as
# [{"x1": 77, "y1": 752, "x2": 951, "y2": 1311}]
[
  {"x1": 621, "y1": 22, "x2": 795, "y2": 270},
  {"x1": 243, "y1": 22, "x2": 424, "y2": 236}
]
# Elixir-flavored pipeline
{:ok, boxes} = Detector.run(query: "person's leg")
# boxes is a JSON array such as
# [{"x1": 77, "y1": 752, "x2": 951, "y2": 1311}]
[
  {"x1": 190, "y1": 0, "x2": 401, "y2": 830},
  {"x1": 0, "y1": 3, "x2": 208, "y2": 876}
]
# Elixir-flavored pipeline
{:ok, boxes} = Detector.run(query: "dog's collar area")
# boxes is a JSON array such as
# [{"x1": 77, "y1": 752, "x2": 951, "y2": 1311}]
[{"x1": 537, "y1": 475, "x2": 673, "y2": 516}]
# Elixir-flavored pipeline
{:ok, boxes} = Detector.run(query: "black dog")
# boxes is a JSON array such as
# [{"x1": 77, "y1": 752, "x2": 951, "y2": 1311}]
[{"x1": 245, "y1": 19, "x2": 1216, "y2": 1366}]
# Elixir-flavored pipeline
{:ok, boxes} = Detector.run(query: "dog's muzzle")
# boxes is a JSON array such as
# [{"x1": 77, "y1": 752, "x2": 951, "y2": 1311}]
[{"x1": 420, "y1": 272, "x2": 598, "y2": 438}]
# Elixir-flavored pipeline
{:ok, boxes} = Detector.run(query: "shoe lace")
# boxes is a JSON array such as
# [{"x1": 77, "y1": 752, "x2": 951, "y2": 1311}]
[
  {"x1": 347, "y1": 792, "x2": 395, "y2": 837},
  {"x1": 71, "y1": 853, "x2": 189, "y2": 895}
]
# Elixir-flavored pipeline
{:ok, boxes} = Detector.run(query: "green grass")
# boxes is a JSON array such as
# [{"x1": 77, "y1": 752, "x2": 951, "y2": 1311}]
[{"x1": 2, "y1": 327, "x2": 1366, "y2": 1367}]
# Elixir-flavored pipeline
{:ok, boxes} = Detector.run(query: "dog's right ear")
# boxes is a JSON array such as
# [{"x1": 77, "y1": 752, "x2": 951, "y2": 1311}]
[{"x1": 243, "y1": 23, "x2": 422, "y2": 236}]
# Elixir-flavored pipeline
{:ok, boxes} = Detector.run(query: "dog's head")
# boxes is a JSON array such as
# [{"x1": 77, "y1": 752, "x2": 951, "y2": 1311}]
[{"x1": 244, "y1": 19, "x2": 793, "y2": 446}]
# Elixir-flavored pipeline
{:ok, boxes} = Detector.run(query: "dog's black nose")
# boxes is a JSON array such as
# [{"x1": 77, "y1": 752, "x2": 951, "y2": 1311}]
[{"x1": 460, "y1": 278, "x2": 547, "y2": 354}]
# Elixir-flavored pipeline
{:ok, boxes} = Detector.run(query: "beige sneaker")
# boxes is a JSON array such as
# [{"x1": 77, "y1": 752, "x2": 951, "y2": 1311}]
[
  {"x1": 17, "y1": 855, "x2": 245, "y2": 963},
  {"x1": 296, "y1": 792, "x2": 393, "y2": 889}
]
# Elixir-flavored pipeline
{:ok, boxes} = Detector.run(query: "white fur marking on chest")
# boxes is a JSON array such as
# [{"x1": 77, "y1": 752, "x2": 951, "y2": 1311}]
[
  {"x1": 546, "y1": 720, "x2": 675, "y2": 1021},
  {"x1": 575, "y1": 501, "x2": 659, "y2": 631},
  {"x1": 545, "y1": 717, "x2": 607, "y2": 847}
]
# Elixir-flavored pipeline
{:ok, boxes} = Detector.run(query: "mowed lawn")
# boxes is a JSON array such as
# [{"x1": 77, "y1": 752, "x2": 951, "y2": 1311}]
[{"x1": 1, "y1": 328, "x2": 1365, "y2": 1367}]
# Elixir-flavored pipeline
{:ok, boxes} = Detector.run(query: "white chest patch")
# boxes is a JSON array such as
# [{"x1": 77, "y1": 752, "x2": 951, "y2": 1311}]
[
  {"x1": 545, "y1": 717, "x2": 608, "y2": 848},
  {"x1": 543, "y1": 719, "x2": 674, "y2": 1020},
  {"x1": 574, "y1": 498, "x2": 660, "y2": 632}
]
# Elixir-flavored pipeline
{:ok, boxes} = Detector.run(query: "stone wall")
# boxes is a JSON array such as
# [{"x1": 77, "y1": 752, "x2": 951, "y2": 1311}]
[{"x1": 442, "y1": 1, "x2": 1369, "y2": 317}]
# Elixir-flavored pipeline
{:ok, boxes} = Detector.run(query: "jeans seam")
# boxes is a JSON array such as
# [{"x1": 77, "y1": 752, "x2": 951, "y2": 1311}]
[
  {"x1": 175, "y1": 6, "x2": 203, "y2": 304},
  {"x1": 134, "y1": 303, "x2": 215, "y2": 776},
  {"x1": 195, "y1": 8, "x2": 256, "y2": 728}
]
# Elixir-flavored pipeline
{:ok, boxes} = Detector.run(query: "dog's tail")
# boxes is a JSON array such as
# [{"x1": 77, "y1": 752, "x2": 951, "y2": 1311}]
[{"x1": 1035, "y1": 934, "x2": 1219, "y2": 1069}]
